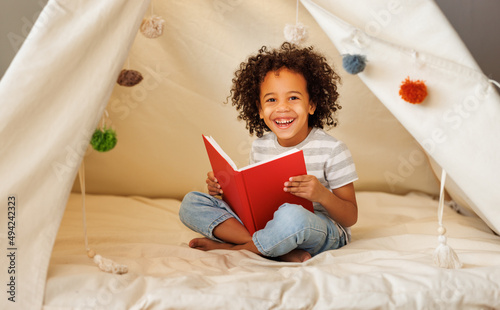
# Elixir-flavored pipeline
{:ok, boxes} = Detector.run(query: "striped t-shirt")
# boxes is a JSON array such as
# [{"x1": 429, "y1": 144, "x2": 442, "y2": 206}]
[{"x1": 249, "y1": 127, "x2": 358, "y2": 239}]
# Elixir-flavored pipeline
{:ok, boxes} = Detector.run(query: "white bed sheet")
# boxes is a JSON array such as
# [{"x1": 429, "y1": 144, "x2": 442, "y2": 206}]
[{"x1": 44, "y1": 192, "x2": 500, "y2": 309}]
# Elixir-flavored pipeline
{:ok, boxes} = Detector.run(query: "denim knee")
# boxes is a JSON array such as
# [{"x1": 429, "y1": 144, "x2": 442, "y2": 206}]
[
  {"x1": 178, "y1": 191, "x2": 240, "y2": 240},
  {"x1": 178, "y1": 191, "x2": 218, "y2": 232},
  {"x1": 252, "y1": 203, "x2": 326, "y2": 257},
  {"x1": 273, "y1": 203, "x2": 316, "y2": 230},
  {"x1": 178, "y1": 191, "x2": 199, "y2": 227}
]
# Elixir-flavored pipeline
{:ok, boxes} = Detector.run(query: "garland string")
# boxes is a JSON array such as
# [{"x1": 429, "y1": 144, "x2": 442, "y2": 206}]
[{"x1": 78, "y1": 160, "x2": 128, "y2": 274}]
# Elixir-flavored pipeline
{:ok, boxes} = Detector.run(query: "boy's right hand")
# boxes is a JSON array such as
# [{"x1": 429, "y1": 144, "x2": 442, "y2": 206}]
[{"x1": 206, "y1": 171, "x2": 223, "y2": 196}]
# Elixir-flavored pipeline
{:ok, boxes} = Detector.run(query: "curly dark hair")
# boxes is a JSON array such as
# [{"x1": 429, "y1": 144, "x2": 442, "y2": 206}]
[{"x1": 227, "y1": 42, "x2": 341, "y2": 137}]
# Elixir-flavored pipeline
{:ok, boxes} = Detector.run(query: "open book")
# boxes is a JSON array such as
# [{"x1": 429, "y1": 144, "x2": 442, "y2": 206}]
[{"x1": 203, "y1": 135, "x2": 314, "y2": 234}]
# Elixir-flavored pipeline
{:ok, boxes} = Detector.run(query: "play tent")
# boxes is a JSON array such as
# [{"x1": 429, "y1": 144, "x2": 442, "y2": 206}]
[{"x1": 1, "y1": 0, "x2": 499, "y2": 309}]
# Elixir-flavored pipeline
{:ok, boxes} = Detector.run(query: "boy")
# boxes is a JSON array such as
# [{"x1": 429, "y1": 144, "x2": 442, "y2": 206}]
[{"x1": 180, "y1": 43, "x2": 358, "y2": 262}]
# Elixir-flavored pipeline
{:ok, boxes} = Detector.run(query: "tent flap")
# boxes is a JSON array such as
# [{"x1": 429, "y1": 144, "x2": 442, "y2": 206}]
[
  {"x1": 301, "y1": 0, "x2": 500, "y2": 234},
  {"x1": 0, "y1": 0, "x2": 150, "y2": 308}
]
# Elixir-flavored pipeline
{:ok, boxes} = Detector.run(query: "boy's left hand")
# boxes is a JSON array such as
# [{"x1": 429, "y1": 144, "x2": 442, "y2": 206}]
[{"x1": 284, "y1": 175, "x2": 328, "y2": 203}]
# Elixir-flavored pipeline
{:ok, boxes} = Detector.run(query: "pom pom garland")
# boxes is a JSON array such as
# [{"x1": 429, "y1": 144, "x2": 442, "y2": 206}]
[
  {"x1": 140, "y1": 15, "x2": 165, "y2": 38},
  {"x1": 342, "y1": 54, "x2": 367, "y2": 74},
  {"x1": 284, "y1": 22, "x2": 308, "y2": 45},
  {"x1": 399, "y1": 77, "x2": 427, "y2": 104},
  {"x1": 90, "y1": 127, "x2": 117, "y2": 152},
  {"x1": 79, "y1": 162, "x2": 128, "y2": 274},
  {"x1": 117, "y1": 69, "x2": 143, "y2": 87}
]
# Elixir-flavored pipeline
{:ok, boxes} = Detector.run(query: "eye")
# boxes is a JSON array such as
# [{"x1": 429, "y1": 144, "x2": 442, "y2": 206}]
[
  {"x1": 265, "y1": 98, "x2": 276, "y2": 103},
  {"x1": 289, "y1": 96, "x2": 299, "y2": 101}
]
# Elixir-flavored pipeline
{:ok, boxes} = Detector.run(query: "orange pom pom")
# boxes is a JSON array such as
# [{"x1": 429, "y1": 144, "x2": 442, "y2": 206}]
[{"x1": 399, "y1": 77, "x2": 427, "y2": 104}]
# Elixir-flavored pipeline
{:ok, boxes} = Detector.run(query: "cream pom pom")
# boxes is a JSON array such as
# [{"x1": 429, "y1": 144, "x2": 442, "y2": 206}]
[
  {"x1": 284, "y1": 22, "x2": 308, "y2": 45},
  {"x1": 140, "y1": 15, "x2": 165, "y2": 38}
]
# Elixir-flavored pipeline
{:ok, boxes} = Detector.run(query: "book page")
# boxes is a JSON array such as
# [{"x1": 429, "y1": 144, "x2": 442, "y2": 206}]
[
  {"x1": 238, "y1": 148, "x2": 300, "y2": 172},
  {"x1": 204, "y1": 136, "x2": 238, "y2": 170}
]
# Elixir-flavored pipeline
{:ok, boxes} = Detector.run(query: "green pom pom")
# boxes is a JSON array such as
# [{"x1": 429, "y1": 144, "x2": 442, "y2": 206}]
[{"x1": 90, "y1": 127, "x2": 117, "y2": 152}]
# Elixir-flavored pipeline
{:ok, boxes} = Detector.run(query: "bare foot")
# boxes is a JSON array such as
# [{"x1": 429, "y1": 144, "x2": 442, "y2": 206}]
[
  {"x1": 188, "y1": 237, "x2": 261, "y2": 255},
  {"x1": 189, "y1": 239, "x2": 312, "y2": 262},
  {"x1": 189, "y1": 238, "x2": 233, "y2": 251},
  {"x1": 279, "y1": 249, "x2": 311, "y2": 263}
]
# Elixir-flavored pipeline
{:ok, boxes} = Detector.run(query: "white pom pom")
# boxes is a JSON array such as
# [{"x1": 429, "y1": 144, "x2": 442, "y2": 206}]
[
  {"x1": 93, "y1": 254, "x2": 128, "y2": 274},
  {"x1": 284, "y1": 22, "x2": 308, "y2": 45},
  {"x1": 140, "y1": 15, "x2": 165, "y2": 38}
]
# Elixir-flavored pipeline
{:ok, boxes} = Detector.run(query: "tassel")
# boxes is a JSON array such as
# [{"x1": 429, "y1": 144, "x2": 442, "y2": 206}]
[
  {"x1": 433, "y1": 169, "x2": 462, "y2": 269},
  {"x1": 87, "y1": 250, "x2": 128, "y2": 274},
  {"x1": 434, "y1": 232, "x2": 462, "y2": 269}
]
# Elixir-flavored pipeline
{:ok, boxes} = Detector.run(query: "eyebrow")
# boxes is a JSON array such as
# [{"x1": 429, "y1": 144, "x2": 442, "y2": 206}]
[
  {"x1": 287, "y1": 91, "x2": 303, "y2": 96},
  {"x1": 262, "y1": 91, "x2": 303, "y2": 98}
]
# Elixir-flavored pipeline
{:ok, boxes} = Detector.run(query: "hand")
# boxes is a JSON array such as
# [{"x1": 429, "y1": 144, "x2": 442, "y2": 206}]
[
  {"x1": 284, "y1": 175, "x2": 329, "y2": 203},
  {"x1": 206, "y1": 171, "x2": 223, "y2": 196}
]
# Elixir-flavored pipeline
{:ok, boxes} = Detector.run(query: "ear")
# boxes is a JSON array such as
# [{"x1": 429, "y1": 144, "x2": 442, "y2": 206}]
[{"x1": 308, "y1": 101, "x2": 316, "y2": 115}]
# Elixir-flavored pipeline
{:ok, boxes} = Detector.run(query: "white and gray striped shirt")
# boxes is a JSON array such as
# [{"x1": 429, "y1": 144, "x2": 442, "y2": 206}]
[{"x1": 250, "y1": 127, "x2": 358, "y2": 239}]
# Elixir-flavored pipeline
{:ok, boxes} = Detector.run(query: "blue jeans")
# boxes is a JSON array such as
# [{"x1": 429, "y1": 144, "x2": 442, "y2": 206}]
[{"x1": 179, "y1": 191, "x2": 345, "y2": 257}]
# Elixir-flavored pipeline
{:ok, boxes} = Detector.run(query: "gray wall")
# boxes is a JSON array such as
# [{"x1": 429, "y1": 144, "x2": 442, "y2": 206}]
[
  {"x1": 434, "y1": 0, "x2": 500, "y2": 80},
  {"x1": 0, "y1": 0, "x2": 48, "y2": 79},
  {"x1": 0, "y1": 0, "x2": 499, "y2": 80}
]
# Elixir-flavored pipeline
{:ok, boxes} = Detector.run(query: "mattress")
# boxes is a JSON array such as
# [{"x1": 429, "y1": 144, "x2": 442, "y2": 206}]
[{"x1": 44, "y1": 192, "x2": 500, "y2": 309}]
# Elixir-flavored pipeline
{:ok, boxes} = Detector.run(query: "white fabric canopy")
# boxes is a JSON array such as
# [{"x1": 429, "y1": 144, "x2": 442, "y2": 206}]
[
  {"x1": 301, "y1": 0, "x2": 500, "y2": 234},
  {"x1": 0, "y1": 0, "x2": 150, "y2": 308},
  {"x1": 1, "y1": 0, "x2": 499, "y2": 308}
]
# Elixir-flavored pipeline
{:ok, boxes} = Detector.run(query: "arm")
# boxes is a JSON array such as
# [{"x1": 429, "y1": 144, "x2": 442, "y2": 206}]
[
  {"x1": 206, "y1": 171, "x2": 223, "y2": 196},
  {"x1": 284, "y1": 176, "x2": 357, "y2": 227}
]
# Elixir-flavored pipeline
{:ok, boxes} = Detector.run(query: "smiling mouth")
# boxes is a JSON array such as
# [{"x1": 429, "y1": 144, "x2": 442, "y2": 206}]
[{"x1": 274, "y1": 118, "x2": 294, "y2": 128}]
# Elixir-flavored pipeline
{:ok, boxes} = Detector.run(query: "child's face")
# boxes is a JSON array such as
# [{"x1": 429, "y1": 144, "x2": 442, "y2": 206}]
[{"x1": 258, "y1": 68, "x2": 316, "y2": 147}]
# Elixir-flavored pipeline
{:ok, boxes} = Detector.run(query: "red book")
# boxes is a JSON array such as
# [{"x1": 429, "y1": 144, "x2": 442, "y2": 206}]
[{"x1": 203, "y1": 135, "x2": 314, "y2": 234}]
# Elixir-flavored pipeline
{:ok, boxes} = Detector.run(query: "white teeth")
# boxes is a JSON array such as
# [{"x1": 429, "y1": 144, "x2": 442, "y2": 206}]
[{"x1": 275, "y1": 119, "x2": 294, "y2": 124}]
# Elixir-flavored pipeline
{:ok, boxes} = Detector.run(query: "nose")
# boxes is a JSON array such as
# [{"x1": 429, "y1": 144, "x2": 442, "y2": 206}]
[{"x1": 276, "y1": 99, "x2": 290, "y2": 112}]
